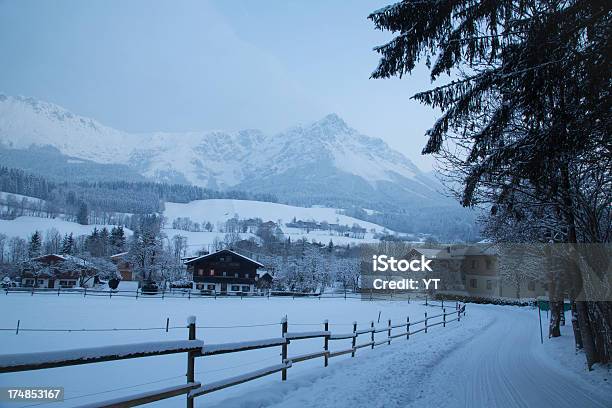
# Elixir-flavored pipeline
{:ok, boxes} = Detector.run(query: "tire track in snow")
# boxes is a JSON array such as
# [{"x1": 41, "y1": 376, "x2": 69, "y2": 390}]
[{"x1": 419, "y1": 306, "x2": 609, "y2": 408}]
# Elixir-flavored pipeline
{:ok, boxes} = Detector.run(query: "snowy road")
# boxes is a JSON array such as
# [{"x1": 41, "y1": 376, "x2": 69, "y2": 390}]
[
  {"x1": 206, "y1": 305, "x2": 611, "y2": 408},
  {"x1": 426, "y1": 307, "x2": 610, "y2": 408}
]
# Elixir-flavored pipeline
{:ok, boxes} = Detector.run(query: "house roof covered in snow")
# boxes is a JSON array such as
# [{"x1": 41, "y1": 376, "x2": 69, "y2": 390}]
[
  {"x1": 31, "y1": 253, "x2": 95, "y2": 267},
  {"x1": 183, "y1": 249, "x2": 264, "y2": 268}
]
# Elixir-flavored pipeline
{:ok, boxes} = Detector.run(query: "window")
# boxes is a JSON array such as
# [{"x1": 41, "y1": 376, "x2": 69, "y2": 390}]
[
  {"x1": 198, "y1": 268, "x2": 204, "y2": 276},
  {"x1": 470, "y1": 279, "x2": 477, "y2": 288},
  {"x1": 37, "y1": 279, "x2": 45, "y2": 285},
  {"x1": 234, "y1": 273, "x2": 239, "y2": 278},
  {"x1": 241, "y1": 286, "x2": 250, "y2": 292},
  {"x1": 24, "y1": 279, "x2": 34, "y2": 287},
  {"x1": 196, "y1": 283, "x2": 204, "y2": 290},
  {"x1": 471, "y1": 260, "x2": 477, "y2": 269},
  {"x1": 528, "y1": 281, "x2": 536, "y2": 291},
  {"x1": 209, "y1": 269, "x2": 214, "y2": 276},
  {"x1": 59, "y1": 280, "x2": 76, "y2": 288},
  {"x1": 207, "y1": 284, "x2": 215, "y2": 290},
  {"x1": 231, "y1": 285, "x2": 240, "y2": 291},
  {"x1": 222, "y1": 271, "x2": 227, "y2": 277},
  {"x1": 486, "y1": 259, "x2": 492, "y2": 269},
  {"x1": 486, "y1": 280, "x2": 493, "y2": 290}
]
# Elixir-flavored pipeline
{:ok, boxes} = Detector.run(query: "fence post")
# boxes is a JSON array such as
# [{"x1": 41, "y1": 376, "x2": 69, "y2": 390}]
[
  {"x1": 16, "y1": 320, "x2": 19, "y2": 335},
  {"x1": 186, "y1": 316, "x2": 196, "y2": 408},
  {"x1": 406, "y1": 316, "x2": 410, "y2": 340},
  {"x1": 351, "y1": 322, "x2": 357, "y2": 357},
  {"x1": 166, "y1": 318, "x2": 170, "y2": 333},
  {"x1": 441, "y1": 299, "x2": 444, "y2": 309},
  {"x1": 424, "y1": 312, "x2": 428, "y2": 333},
  {"x1": 370, "y1": 321, "x2": 375, "y2": 349},
  {"x1": 458, "y1": 304, "x2": 461, "y2": 322},
  {"x1": 84, "y1": 287, "x2": 87, "y2": 298},
  {"x1": 425, "y1": 295, "x2": 427, "y2": 306},
  {"x1": 443, "y1": 308, "x2": 446, "y2": 327},
  {"x1": 387, "y1": 319, "x2": 391, "y2": 345},
  {"x1": 281, "y1": 316, "x2": 288, "y2": 381},
  {"x1": 58, "y1": 287, "x2": 60, "y2": 296},
  {"x1": 324, "y1": 320, "x2": 329, "y2": 367}
]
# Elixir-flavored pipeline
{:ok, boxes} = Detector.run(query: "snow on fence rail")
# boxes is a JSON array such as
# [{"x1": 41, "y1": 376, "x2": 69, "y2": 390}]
[
  {"x1": 0, "y1": 305, "x2": 467, "y2": 408},
  {"x1": 3, "y1": 286, "x2": 418, "y2": 302}
]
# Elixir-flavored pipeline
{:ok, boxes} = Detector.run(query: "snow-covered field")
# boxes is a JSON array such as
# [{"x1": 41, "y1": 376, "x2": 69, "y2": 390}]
[
  {"x1": 164, "y1": 200, "x2": 386, "y2": 233},
  {"x1": 0, "y1": 216, "x2": 134, "y2": 240},
  {"x1": 0, "y1": 296, "x2": 609, "y2": 408},
  {"x1": 0, "y1": 197, "x2": 397, "y2": 255},
  {"x1": 0, "y1": 295, "x2": 428, "y2": 407}
]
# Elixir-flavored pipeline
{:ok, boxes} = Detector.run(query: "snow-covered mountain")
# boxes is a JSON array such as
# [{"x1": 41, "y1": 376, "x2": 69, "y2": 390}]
[{"x1": 0, "y1": 94, "x2": 446, "y2": 209}]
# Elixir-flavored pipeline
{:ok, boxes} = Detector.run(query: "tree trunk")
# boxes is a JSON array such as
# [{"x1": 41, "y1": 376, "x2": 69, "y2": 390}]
[
  {"x1": 549, "y1": 301, "x2": 562, "y2": 338},
  {"x1": 571, "y1": 302, "x2": 583, "y2": 350},
  {"x1": 576, "y1": 301, "x2": 598, "y2": 370},
  {"x1": 589, "y1": 301, "x2": 612, "y2": 364},
  {"x1": 560, "y1": 164, "x2": 599, "y2": 368}
]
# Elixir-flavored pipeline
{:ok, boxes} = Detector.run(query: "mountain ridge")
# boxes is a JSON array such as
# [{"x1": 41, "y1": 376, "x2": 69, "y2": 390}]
[{"x1": 0, "y1": 93, "x2": 447, "y2": 210}]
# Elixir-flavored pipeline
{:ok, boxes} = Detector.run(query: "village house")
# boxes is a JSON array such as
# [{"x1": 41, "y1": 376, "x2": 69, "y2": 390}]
[
  {"x1": 256, "y1": 270, "x2": 274, "y2": 291},
  {"x1": 21, "y1": 254, "x2": 98, "y2": 289},
  {"x1": 185, "y1": 249, "x2": 264, "y2": 294},
  {"x1": 410, "y1": 245, "x2": 548, "y2": 299},
  {"x1": 109, "y1": 252, "x2": 137, "y2": 281}
]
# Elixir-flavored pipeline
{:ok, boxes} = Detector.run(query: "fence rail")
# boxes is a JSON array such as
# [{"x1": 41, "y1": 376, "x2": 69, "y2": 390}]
[
  {"x1": 0, "y1": 303, "x2": 466, "y2": 407},
  {"x1": 3, "y1": 286, "x2": 424, "y2": 302}
]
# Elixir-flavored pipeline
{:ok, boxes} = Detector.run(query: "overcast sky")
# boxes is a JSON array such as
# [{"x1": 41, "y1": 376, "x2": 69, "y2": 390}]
[{"x1": 0, "y1": 0, "x2": 440, "y2": 170}]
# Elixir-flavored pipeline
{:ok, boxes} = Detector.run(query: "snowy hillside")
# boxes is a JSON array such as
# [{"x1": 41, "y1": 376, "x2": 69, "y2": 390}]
[
  {"x1": 0, "y1": 94, "x2": 445, "y2": 207},
  {"x1": 0, "y1": 216, "x2": 133, "y2": 240},
  {"x1": 163, "y1": 199, "x2": 396, "y2": 252},
  {"x1": 0, "y1": 196, "x2": 399, "y2": 256},
  {"x1": 164, "y1": 199, "x2": 387, "y2": 233}
]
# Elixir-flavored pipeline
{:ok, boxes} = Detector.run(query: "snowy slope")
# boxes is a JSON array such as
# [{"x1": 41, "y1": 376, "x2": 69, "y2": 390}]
[
  {"x1": 0, "y1": 216, "x2": 133, "y2": 239},
  {"x1": 0, "y1": 95, "x2": 137, "y2": 163},
  {"x1": 0, "y1": 198, "x2": 393, "y2": 254},
  {"x1": 0, "y1": 94, "x2": 444, "y2": 206},
  {"x1": 164, "y1": 199, "x2": 387, "y2": 232},
  {"x1": 164, "y1": 199, "x2": 393, "y2": 251}
]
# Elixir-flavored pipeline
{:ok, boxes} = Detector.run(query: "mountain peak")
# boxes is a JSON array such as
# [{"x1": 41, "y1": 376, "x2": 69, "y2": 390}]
[{"x1": 315, "y1": 113, "x2": 349, "y2": 132}]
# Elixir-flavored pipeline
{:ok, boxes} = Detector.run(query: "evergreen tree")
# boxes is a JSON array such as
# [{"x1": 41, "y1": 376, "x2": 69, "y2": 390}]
[
  {"x1": 61, "y1": 233, "x2": 74, "y2": 255},
  {"x1": 110, "y1": 226, "x2": 126, "y2": 254},
  {"x1": 99, "y1": 227, "x2": 110, "y2": 256},
  {"x1": 76, "y1": 202, "x2": 88, "y2": 225},
  {"x1": 28, "y1": 231, "x2": 42, "y2": 258},
  {"x1": 369, "y1": 0, "x2": 611, "y2": 367}
]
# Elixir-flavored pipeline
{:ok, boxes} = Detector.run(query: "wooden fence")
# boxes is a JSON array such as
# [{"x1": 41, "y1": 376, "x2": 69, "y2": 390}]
[
  {"x1": 0, "y1": 304, "x2": 467, "y2": 408},
  {"x1": 3, "y1": 286, "x2": 421, "y2": 302}
]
